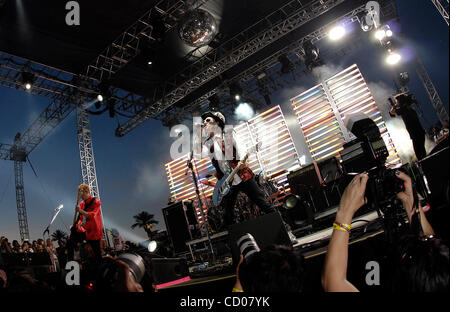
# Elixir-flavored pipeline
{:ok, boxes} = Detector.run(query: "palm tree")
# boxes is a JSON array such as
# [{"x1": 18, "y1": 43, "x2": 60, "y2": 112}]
[
  {"x1": 131, "y1": 211, "x2": 159, "y2": 239},
  {"x1": 51, "y1": 229, "x2": 68, "y2": 245}
]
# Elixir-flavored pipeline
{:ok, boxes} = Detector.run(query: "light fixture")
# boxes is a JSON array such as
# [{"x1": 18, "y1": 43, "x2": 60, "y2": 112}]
[
  {"x1": 97, "y1": 94, "x2": 104, "y2": 102},
  {"x1": 359, "y1": 14, "x2": 373, "y2": 32},
  {"x1": 375, "y1": 28, "x2": 386, "y2": 40},
  {"x1": 21, "y1": 72, "x2": 35, "y2": 91},
  {"x1": 386, "y1": 51, "x2": 401, "y2": 65},
  {"x1": 278, "y1": 54, "x2": 295, "y2": 74},
  {"x1": 329, "y1": 25, "x2": 346, "y2": 41},
  {"x1": 302, "y1": 40, "x2": 322, "y2": 71},
  {"x1": 208, "y1": 94, "x2": 221, "y2": 111},
  {"x1": 148, "y1": 240, "x2": 158, "y2": 253},
  {"x1": 375, "y1": 25, "x2": 392, "y2": 41},
  {"x1": 229, "y1": 82, "x2": 243, "y2": 102}
]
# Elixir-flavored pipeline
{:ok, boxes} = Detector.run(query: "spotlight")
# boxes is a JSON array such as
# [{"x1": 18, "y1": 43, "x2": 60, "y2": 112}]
[
  {"x1": 329, "y1": 25, "x2": 346, "y2": 41},
  {"x1": 21, "y1": 72, "x2": 35, "y2": 91},
  {"x1": 375, "y1": 25, "x2": 392, "y2": 40},
  {"x1": 141, "y1": 44, "x2": 156, "y2": 68},
  {"x1": 148, "y1": 240, "x2": 158, "y2": 253},
  {"x1": 97, "y1": 94, "x2": 104, "y2": 102},
  {"x1": 386, "y1": 51, "x2": 401, "y2": 65},
  {"x1": 375, "y1": 29, "x2": 386, "y2": 40},
  {"x1": 97, "y1": 83, "x2": 111, "y2": 103},
  {"x1": 282, "y1": 194, "x2": 314, "y2": 227},
  {"x1": 229, "y1": 82, "x2": 243, "y2": 102}
]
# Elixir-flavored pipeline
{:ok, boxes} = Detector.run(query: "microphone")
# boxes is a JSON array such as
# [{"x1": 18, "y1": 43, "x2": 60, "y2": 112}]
[{"x1": 185, "y1": 151, "x2": 193, "y2": 175}]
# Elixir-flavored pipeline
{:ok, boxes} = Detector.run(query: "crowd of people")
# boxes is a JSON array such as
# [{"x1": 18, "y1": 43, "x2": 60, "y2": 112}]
[{"x1": 1, "y1": 171, "x2": 448, "y2": 293}]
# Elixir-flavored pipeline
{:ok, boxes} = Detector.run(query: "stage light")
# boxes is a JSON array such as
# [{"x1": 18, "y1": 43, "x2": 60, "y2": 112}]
[
  {"x1": 235, "y1": 102, "x2": 255, "y2": 120},
  {"x1": 302, "y1": 40, "x2": 322, "y2": 71},
  {"x1": 375, "y1": 25, "x2": 392, "y2": 40},
  {"x1": 229, "y1": 82, "x2": 243, "y2": 102},
  {"x1": 329, "y1": 25, "x2": 346, "y2": 41},
  {"x1": 360, "y1": 16, "x2": 373, "y2": 32},
  {"x1": 278, "y1": 54, "x2": 295, "y2": 73},
  {"x1": 21, "y1": 72, "x2": 35, "y2": 91},
  {"x1": 375, "y1": 28, "x2": 386, "y2": 40},
  {"x1": 386, "y1": 51, "x2": 401, "y2": 65},
  {"x1": 208, "y1": 94, "x2": 221, "y2": 111},
  {"x1": 148, "y1": 240, "x2": 157, "y2": 253}
]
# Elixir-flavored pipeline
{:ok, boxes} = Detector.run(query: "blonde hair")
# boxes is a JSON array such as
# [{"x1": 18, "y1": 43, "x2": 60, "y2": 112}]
[{"x1": 78, "y1": 184, "x2": 90, "y2": 195}]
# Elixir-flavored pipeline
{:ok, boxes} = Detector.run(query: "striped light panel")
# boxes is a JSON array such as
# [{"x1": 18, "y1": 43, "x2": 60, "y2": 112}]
[
  {"x1": 234, "y1": 105, "x2": 301, "y2": 192},
  {"x1": 165, "y1": 154, "x2": 217, "y2": 226},
  {"x1": 291, "y1": 64, "x2": 400, "y2": 165}
]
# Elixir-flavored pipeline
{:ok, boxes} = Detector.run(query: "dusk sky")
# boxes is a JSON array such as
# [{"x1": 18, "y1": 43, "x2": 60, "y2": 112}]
[{"x1": 0, "y1": 0, "x2": 448, "y2": 244}]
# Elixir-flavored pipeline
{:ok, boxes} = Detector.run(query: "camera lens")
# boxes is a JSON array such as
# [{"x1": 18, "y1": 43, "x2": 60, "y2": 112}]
[{"x1": 117, "y1": 253, "x2": 146, "y2": 283}]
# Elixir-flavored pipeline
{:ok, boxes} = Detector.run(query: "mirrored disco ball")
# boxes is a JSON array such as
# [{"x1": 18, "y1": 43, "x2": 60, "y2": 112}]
[{"x1": 178, "y1": 9, "x2": 217, "y2": 48}]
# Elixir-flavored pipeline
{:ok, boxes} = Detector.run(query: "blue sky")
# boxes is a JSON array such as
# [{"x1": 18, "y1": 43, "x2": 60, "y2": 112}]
[{"x1": 0, "y1": 0, "x2": 448, "y2": 243}]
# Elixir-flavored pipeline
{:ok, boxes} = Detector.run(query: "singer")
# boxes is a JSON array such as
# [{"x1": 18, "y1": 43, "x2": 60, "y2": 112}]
[{"x1": 67, "y1": 184, "x2": 103, "y2": 265}]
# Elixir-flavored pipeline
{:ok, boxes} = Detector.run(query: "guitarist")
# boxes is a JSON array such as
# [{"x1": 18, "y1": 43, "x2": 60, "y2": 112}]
[
  {"x1": 201, "y1": 111, "x2": 275, "y2": 226},
  {"x1": 67, "y1": 184, "x2": 103, "y2": 265}
]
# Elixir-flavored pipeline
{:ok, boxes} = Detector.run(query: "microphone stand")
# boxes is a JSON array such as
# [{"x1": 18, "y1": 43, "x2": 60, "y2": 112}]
[{"x1": 186, "y1": 153, "x2": 216, "y2": 266}]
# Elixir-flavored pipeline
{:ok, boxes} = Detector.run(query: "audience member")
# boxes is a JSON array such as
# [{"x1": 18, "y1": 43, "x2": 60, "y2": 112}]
[
  {"x1": 322, "y1": 172, "x2": 449, "y2": 292},
  {"x1": 12, "y1": 240, "x2": 22, "y2": 253},
  {"x1": 235, "y1": 245, "x2": 305, "y2": 292}
]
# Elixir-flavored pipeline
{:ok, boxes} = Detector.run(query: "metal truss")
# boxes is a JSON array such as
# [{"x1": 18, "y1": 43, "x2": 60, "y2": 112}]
[
  {"x1": 431, "y1": 0, "x2": 449, "y2": 25},
  {"x1": 416, "y1": 57, "x2": 449, "y2": 124},
  {"x1": 11, "y1": 134, "x2": 30, "y2": 242},
  {"x1": 157, "y1": 0, "x2": 398, "y2": 127},
  {"x1": 81, "y1": 0, "x2": 202, "y2": 82},
  {"x1": 115, "y1": 0, "x2": 350, "y2": 136},
  {"x1": 76, "y1": 98, "x2": 109, "y2": 245}
]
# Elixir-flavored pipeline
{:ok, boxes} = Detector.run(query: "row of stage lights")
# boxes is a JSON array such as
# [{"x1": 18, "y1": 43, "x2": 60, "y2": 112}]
[{"x1": 327, "y1": 14, "x2": 401, "y2": 66}]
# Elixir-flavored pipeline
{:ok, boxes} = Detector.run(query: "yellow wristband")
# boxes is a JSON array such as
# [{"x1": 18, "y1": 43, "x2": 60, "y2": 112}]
[
  {"x1": 333, "y1": 223, "x2": 350, "y2": 233},
  {"x1": 232, "y1": 287, "x2": 244, "y2": 292},
  {"x1": 334, "y1": 221, "x2": 351, "y2": 231}
]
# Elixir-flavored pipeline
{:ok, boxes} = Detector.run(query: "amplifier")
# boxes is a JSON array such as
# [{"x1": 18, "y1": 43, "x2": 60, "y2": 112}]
[
  {"x1": 316, "y1": 156, "x2": 342, "y2": 184},
  {"x1": 287, "y1": 163, "x2": 322, "y2": 195},
  {"x1": 162, "y1": 201, "x2": 195, "y2": 255}
]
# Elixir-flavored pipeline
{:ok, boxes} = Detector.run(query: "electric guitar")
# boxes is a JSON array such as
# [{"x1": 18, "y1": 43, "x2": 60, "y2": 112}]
[
  {"x1": 70, "y1": 192, "x2": 82, "y2": 236},
  {"x1": 212, "y1": 143, "x2": 261, "y2": 206}
]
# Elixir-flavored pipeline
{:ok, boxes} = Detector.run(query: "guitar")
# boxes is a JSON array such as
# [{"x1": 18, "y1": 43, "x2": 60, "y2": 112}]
[
  {"x1": 212, "y1": 143, "x2": 261, "y2": 206},
  {"x1": 70, "y1": 192, "x2": 82, "y2": 236}
]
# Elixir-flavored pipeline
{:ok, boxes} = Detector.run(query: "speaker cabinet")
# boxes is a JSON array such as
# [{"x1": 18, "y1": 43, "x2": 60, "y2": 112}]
[
  {"x1": 162, "y1": 201, "x2": 193, "y2": 255},
  {"x1": 287, "y1": 163, "x2": 322, "y2": 195}
]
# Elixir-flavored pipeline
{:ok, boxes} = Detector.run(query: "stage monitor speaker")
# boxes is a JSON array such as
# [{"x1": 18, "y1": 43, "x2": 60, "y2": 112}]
[
  {"x1": 316, "y1": 156, "x2": 342, "y2": 184},
  {"x1": 228, "y1": 212, "x2": 291, "y2": 265},
  {"x1": 162, "y1": 201, "x2": 193, "y2": 255},
  {"x1": 151, "y1": 258, "x2": 189, "y2": 285},
  {"x1": 287, "y1": 163, "x2": 321, "y2": 195}
]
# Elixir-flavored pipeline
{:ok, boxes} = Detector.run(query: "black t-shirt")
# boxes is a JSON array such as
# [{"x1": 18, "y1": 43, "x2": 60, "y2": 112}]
[{"x1": 395, "y1": 106, "x2": 425, "y2": 139}]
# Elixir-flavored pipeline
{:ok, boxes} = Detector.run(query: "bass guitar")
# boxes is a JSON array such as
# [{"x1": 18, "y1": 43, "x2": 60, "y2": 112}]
[{"x1": 212, "y1": 143, "x2": 260, "y2": 206}]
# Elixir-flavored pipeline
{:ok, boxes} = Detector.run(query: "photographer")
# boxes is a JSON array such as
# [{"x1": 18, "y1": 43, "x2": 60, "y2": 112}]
[
  {"x1": 322, "y1": 172, "x2": 448, "y2": 292},
  {"x1": 389, "y1": 94, "x2": 426, "y2": 160}
]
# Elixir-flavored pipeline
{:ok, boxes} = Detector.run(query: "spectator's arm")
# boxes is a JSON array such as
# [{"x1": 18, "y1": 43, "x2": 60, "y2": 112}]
[
  {"x1": 322, "y1": 174, "x2": 369, "y2": 292},
  {"x1": 233, "y1": 255, "x2": 244, "y2": 292},
  {"x1": 395, "y1": 171, "x2": 435, "y2": 236}
]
